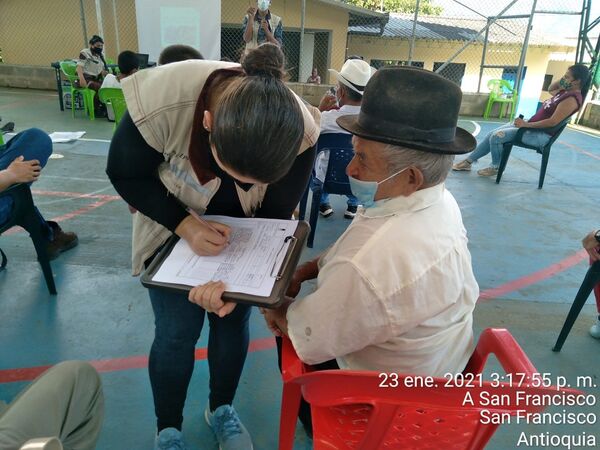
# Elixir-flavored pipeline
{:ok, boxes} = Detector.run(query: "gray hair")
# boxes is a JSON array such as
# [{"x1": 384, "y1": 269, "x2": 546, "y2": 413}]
[{"x1": 380, "y1": 144, "x2": 454, "y2": 187}]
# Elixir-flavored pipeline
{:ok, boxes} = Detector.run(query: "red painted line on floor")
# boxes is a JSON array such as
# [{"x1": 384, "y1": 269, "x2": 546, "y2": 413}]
[
  {"x1": 479, "y1": 249, "x2": 588, "y2": 300},
  {"x1": 0, "y1": 337, "x2": 276, "y2": 384},
  {"x1": 0, "y1": 250, "x2": 590, "y2": 384},
  {"x1": 3, "y1": 197, "x2": 119, "y2": 236},
  {"x1": 32, "y1": 190, "x2": 120, "y2": 201},
  {"x1": 559, "y1": 140, "x2": 600, "y2": 161},
  {"x1": 47, "y1": 197, "x2": 117, "y2": 222}
]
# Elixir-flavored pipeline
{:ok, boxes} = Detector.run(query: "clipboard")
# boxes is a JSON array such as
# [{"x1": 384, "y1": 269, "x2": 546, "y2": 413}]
[{"x1": 141, "y1": 220, "x2": 310, "y2": 309}]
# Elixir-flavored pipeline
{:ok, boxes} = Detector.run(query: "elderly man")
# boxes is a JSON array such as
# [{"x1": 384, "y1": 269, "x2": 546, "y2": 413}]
[
  {"x1": 314, "y1": 58, "x2": 374, "y2": 219},
  {"x1": 265, "y1": 66, "x2": 479, "y2": 375}
]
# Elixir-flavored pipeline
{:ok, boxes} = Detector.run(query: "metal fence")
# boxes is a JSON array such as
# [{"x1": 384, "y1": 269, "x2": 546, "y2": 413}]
[{"x1": 0, "y1": 0, "x2": 589, "y2": 96}]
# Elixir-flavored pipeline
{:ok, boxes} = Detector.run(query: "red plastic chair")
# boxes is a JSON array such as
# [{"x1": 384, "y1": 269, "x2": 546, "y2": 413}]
[{"x1": 279, "y1": 328, "x2": 577, "y2": 449}]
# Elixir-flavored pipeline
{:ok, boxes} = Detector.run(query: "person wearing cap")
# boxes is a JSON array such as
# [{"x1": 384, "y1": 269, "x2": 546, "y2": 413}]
[
  {"x1": 262, "y1": 66, "x2": 479, "y2": 377},
  {"x1": 242, "y1": 0, "x2": 282, "y2": 51},
  {"x1": 76, "y1": 35, "x2": 108, "y2": 116},
  {"x1": 312, "y1": 59, "x2": 374, "y2": 219}
]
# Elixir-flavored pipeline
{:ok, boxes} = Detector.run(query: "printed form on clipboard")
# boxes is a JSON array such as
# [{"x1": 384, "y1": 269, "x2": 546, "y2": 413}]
[{"x1": 151, "y1": 216, "x2": 299, "y2": 297}]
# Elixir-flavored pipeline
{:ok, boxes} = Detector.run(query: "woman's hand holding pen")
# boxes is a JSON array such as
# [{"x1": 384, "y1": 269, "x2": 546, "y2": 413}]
[{"x1": 175, "y1": 215, "x2": 231, "y2": 256}]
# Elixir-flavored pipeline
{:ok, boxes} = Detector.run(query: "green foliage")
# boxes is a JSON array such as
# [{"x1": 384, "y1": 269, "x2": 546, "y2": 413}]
[{"x1": 345, "y1": 0, "x2": 442, "y2": 15}]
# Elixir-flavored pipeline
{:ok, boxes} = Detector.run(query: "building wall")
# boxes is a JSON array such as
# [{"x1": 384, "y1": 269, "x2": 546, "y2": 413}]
[
  {"x1": 349, "y1": 35, "x2": 560, "y2": 116},
  {"x1": 0, "y1": 0, "x2": 138, "y2": 66},
  {"x1": 0, "y1": 0, "x2": 348, "y2": 78},
  {"x1": 222, "y1": 0, "x2": 349, "y2": 81}
]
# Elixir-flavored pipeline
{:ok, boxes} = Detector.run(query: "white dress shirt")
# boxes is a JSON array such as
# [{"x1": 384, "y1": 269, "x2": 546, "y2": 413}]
[
  {"x1": 287, "y1": 183, "x2": 479, "y2": 376},
  {"x1": 315, "y1": 104, "x2": 361, "y2": 182}
]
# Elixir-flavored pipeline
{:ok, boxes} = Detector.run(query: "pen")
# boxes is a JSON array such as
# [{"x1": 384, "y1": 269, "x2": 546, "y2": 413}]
[{"x1": 186, "y1": 208, "x2": 229, "y2": 242}]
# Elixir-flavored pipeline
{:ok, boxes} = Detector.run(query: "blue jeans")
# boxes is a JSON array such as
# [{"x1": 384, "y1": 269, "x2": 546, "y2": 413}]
[
  {"x1": 310, "y1": 176, "x2": 358, "y2": 207},
  {"x1": 467, "y1": 124, "x2": 552, "y2": 168},
  {"x1": 148, "y1": 287, "x2": 252, "y2": 431},
  {"x1": 0, "y1": 129, "x2": 52, "y2": 239}
]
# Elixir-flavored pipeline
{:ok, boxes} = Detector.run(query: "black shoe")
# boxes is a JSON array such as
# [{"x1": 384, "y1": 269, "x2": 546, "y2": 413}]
[
  {"x1": 319, "y1": 203, "x2": 333, "y2": 218},
  {"x1": 344, "y1": 205, "x2": 358, "y2": 219},
  {"x1": 0, "y1": 122, "x2": 15, "y2": 133}
]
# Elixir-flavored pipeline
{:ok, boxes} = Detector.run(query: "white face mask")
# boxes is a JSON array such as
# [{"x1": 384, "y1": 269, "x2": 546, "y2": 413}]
[
  {"x1": 258, "y1": 0, "x2": 270, "y2": 11},
  {"x1": 348, "y1": 167, "x2": 408, "y2": 208}
]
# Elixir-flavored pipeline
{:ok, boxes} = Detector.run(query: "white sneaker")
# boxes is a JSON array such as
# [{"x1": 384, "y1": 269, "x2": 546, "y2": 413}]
[{"x1": 590, "y1": 318, "x2": 600, "y2": 339}]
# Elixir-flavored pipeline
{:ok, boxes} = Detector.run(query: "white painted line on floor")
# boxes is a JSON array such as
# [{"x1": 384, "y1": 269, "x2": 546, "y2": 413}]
[
  {"x1": 567, "y1": 125, "x2": 600, "y2": 140},
  {"x1": 79, "y1": 138, "x2": 112, "y2": 143},
  {"x1": 49, "y1": 153, "x2": 64, "y2": 159},
  {"x1": 469, "y1": 120, "x2": 481, "y2": 137},
  {"x1": 42, "y1": 175, "x2": 109, "y2": 182},
  {"x1": 0, "y1": 90, "x2": 57, "y2": 97}
]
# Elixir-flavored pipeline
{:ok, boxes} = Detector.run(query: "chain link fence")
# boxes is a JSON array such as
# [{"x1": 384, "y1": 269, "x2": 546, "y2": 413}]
[
  {"x1": 0, "y1": 0, "x2": 588, "y2": 104},
  {"x1": 0, "y1": 0, "x2": 138, "y2": 67}
]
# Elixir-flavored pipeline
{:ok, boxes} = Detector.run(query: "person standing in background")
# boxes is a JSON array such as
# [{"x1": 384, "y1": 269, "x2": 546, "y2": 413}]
[{"x1": 242, "y1": 1, "x2": 282, "y2": 51}]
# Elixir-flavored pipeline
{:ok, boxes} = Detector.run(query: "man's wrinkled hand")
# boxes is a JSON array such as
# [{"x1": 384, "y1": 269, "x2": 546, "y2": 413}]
[
  {"x1": 582, "y1": 230, "x2": 600, "y2": 262},
  {"x1": 188, "y1": 281, "x2": 237, "y2": 317}
]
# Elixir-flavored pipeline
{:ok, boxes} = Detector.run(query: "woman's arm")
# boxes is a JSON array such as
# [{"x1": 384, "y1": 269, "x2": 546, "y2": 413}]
[
  {"x1": 547, "y1": 80, "x2": 562, "y2": 96},
  {"x1": 106, "y1": 112, "x2": 188, "y2": 232},
  {"x1": 107, "y1": 112, "x2": 230, "y2": 256},
  {"x1": 76, "y1": 65, "x2": 87, "y2": 87},
  {"x1": 254, "y1": 145, "x2": 316, "y2": 219},
  {"x1": 519, "y1": 97, "x2": 578, "y2": 129}
]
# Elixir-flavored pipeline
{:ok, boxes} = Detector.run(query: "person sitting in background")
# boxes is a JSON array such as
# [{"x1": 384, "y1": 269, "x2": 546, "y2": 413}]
[
  {"x1": 100, "y1": 50, "x2": 139, "y2": 89},
  {"x1": 582, "y1": 229, "x2": 600, "y2": 339},
  {"x1": 0, "y1": 129, "x2": 78, "y2": 259},
  {"x1": 453, "y1": 64, "x2": 591, "y2": 176},
  {"x1": 0, "y1": 361, "x2": 104, "y2": 450},
  {"x1": 313, "y1": 59, "x2": 374, "y2": 219},
  {"x1": 158, "y1": 44, "x2": 204, "y2": 65},
  {"x1": 75, "y1": 35, "x2": 108, "y2": 116},
  {"x1": 243, "y1": 0, "x2": 282, "y2": 51},
  {"x1": 306, "y1": 67, "x2": 321, "y2": 85}
]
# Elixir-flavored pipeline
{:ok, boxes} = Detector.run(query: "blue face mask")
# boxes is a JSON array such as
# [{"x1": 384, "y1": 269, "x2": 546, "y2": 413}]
[
  {"x1": 258, "y1": 0, "x2": 270, "y2": 11},
  {"x1": 348, "y1": 167, "x2": 408, "y2": 208}
]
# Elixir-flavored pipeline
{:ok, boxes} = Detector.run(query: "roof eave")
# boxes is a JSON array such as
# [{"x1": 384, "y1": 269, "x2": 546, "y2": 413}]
[{"x1": 315, "y1": 0, "x2": 388, "y2": 19}]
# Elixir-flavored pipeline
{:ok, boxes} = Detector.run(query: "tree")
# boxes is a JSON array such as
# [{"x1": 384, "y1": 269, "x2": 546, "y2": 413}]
[{"x1": 345, "y1": 0, "x2": 442, "y2": 15}]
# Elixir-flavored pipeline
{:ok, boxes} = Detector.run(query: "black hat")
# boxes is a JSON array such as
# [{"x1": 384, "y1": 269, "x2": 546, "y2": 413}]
[{"x1": 337, "y1": 66, "x2": 476, "y2": 155}]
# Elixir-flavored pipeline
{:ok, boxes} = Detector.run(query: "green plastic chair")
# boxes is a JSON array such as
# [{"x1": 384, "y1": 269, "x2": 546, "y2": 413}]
[
  {"x1": 98, "y1": 88, "x2": 127, "y2": 131},
  {"x1": 59, "y1": 60, "x2": 96, "y2": 120},
  {"x1": 483, "y1": 79, "x2": 518, "y2": 120},
  {"x1": 105, "y1": 57, "x2": 120, "y2": 75}
]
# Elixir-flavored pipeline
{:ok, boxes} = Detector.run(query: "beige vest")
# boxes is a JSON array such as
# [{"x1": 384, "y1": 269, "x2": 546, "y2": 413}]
[
  {"x1": 121, "y1": 59, "x2": 320, "y2": 275},
  {"x1": 245, "y1": 13, "x2": 282, "y2": 50}
]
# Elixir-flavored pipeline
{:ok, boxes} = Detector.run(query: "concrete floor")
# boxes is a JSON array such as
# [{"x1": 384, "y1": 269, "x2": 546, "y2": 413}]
[{"x1": 0, "y1": 86, "x2": 599, "y2": 449}]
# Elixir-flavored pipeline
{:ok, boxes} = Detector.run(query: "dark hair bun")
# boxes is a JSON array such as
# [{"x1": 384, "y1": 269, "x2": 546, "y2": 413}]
[{"x1": 242, "y1": 43, "x2": 286, "y2": 80}]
